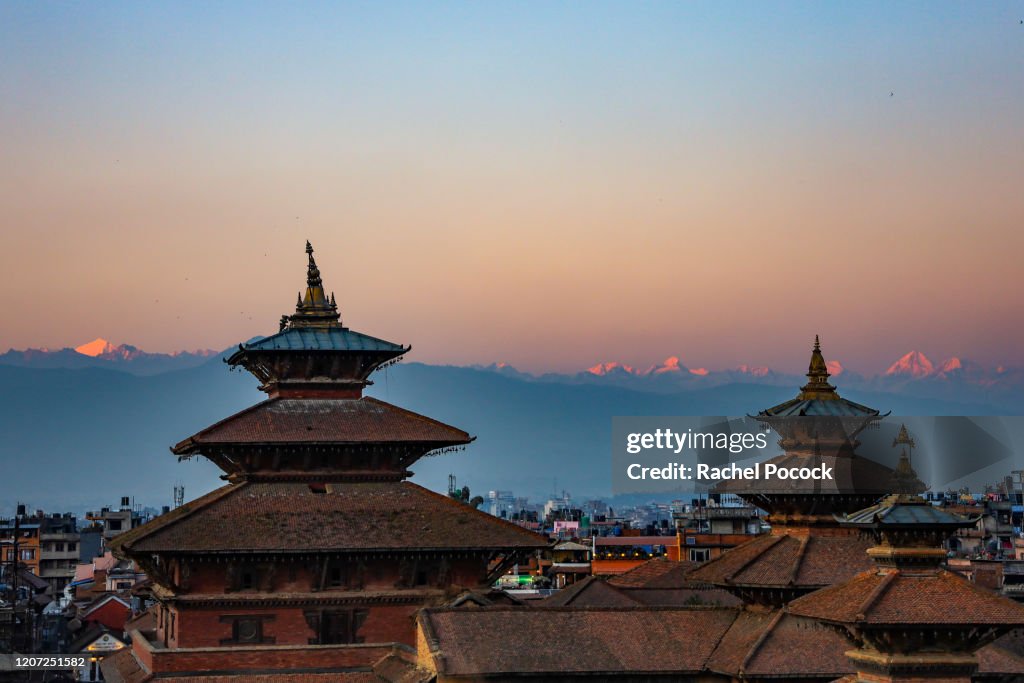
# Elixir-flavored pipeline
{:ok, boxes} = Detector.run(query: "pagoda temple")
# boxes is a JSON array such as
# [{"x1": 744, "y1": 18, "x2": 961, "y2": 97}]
[
  {"x1": 690, "y1": 336, "x2": 923, "y2": 606},
  {"x1": 104, "y1": 243, "x2": 548, "y2": 681},
  {"x1": 789, "y1": 494, "x2": 1024, "y2": 682},
  {"x1": 390, "y1": 338, "x2": 1022, "y2": 682}
]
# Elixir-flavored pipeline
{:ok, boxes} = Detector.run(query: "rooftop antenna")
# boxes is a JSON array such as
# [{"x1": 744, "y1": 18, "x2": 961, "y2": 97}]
[{"x1": 173, "y1": 483, "x2": 185, "y2": 509}]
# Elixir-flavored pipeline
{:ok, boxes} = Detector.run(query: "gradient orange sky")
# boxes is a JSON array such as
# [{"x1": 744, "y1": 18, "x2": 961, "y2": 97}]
[{"x1": 2, "y1": 3, "x2": 1023, "y2": 373}]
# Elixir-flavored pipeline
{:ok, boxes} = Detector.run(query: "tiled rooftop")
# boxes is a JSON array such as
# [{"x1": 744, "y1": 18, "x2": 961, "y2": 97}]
[
  {"x1": 607, "y1": 557, "x2": 696, "y2": 589},
  {"x1": 173, "y1": 397, "x2": 472, "y2": 453},
  {"x1": 788, "y1": 568, "x2": 1024, "y2": 625},
  {"x1": 113, "y1": 481, "x2": 548, "y2": 554},
  {"x1": 688, "y1": 532, "x2": 874, "y2": 588},
  {"x1": 707, "y1": 610, "x2": 853, "y2": 678},
  {"x1": 420, "y1": 606, "x2": 738, "y2": 676}
]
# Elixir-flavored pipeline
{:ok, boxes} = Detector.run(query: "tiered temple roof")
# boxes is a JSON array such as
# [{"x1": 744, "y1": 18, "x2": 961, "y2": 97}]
[
  {"x1": 105, "y1": 243, "x2": 547, "y2": 681},
  {"x1": 112, "y1": 481, "x2": 549, "y2": 555},
  {"x1": 687, "y1": 531, "x2": 875, "y2": 604},
  {"x1": 788, "y1": 495, "x2": 1024, "y2": 682},
  {"x1": 689, "y1": 337, "x2": 907, "y2": 606}
]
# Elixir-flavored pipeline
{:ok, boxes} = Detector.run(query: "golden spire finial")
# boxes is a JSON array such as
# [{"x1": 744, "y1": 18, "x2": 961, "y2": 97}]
[
  {"x1": 798, "y1": 334, "x2": 837, "y2": 399},
  {"x1": 286, "y1": 241, "x2": 341, "y2": 328},
  {"x1": 305, "y1": 240, "x2": 323, "y2": 289},
  {"x1": 893, "y1": 423, "x2": 916, "y2": 462}
]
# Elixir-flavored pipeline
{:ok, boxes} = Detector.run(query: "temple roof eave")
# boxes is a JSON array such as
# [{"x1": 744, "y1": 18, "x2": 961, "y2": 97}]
[
  {"x1": 227, "y1": 332, "x2": 409, "y2": 363},
  {"x1": 113, "y1": 480, "x2": 551, "y2": 556},
  {"x1": 169, "y1": 396, "x2": 474, "y2": 458},
  {"x1": 172, "y1": 437, "x2": 476, "y2": 458}
]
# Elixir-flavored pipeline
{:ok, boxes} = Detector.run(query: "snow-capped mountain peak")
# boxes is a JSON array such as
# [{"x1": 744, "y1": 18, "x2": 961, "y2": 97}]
[
  {"x1": 734, "y1": 364, "x2": 772, "y2": 377},
  {"x1": 885, "y1": 351, "x2": 934, "y2": 378},
  {"x1": 586, "y1": 361, "x2": 635, "y2": 376},
  {"x1": 646, "y1": 356, "x2": 686, "y2": 375},
  {"x1": 75, "y1": 338, "x2": 117, "y2": 357}
]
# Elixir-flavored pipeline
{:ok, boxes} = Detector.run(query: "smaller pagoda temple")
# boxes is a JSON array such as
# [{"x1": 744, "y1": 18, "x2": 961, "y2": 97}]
[
  {"x1": 105, "y1": 243, "x2": 548, "y2": 681},
  {"x1": 690, "y1": 336, "x2": 922, "y2": 606},
  {"x1": 789, "y1": 494, "x2": 1024, "y2": 682}
]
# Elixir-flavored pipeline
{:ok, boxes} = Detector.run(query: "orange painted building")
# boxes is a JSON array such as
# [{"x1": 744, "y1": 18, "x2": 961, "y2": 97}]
[
  {"x1": 591, "y1": 535, "x2": 680, "y2": 575},
  {"x1": 0, "y1": 516, "x2": 42, "y2": 577}
]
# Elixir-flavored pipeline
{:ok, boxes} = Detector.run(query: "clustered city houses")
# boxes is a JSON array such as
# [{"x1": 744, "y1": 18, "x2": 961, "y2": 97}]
[{"x1": 96, "y1": 246, "x2": 1024, "y2": 682}]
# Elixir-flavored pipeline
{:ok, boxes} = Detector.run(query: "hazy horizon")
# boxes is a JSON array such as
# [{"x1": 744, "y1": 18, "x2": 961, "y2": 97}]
[{"x1": 3, "y1": 3, "x2": 1023, "y2": 373}]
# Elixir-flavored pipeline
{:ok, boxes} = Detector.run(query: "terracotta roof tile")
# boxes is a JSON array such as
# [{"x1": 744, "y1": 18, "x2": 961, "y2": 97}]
[
  {"x1": 420, "y1": 606, "x2": 738, "y2": 675},
  {"x1": 706, "y1": 609, "x2": 775, "y2": 675},
  {"x1": 788, "y1": 569, "x2": 1024, "y2": 625},
  {"x1": 708, "y1": 610, "x2": 854, "y2": 677},
  {"x1": 688, "y1": 532, "x2": 874, "y2": 588},
  {"x1": 977, "y1": 628, "x2": 1024, "y2": 675},
  {"x1": 117, "y1": 481, "x2": 548, "y2": 554},
  {"x1": 743, "y1": 613, "x2": 853, "y2": 676},
  {"x1": 98, "y1": 648, "x2": 149, "y2": 683},
  {"x1": 625, "y1": 587, "x2": 742, "y2": 607},
  {"x1": 541, "y1": 577, "x2": 640, "y2": 607},
  {"x1": 372, "y1": 646, "x2": 434, "y2": 683},
  {"x1": 173, "y1": 397, "x2": 471, "y2": 453},
  {"x1": 607, "y1": 557, "x2": 696, "y2": 588}
]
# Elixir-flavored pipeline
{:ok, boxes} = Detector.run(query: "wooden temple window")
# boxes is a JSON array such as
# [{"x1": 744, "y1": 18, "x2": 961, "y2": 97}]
[
  {"x1": 227, "y1": 562, "x2": 268, "y2": 592},
  {"x1": 309, "y1": 609, "x2": 367, "y2": 644},
  {"x1": 316, "y1": 559, "x2": 364, "y2": 590},
  {"x1": 220, "y1": 614, "x2": 276, "y2": 645},
  {"x1": 327, "y1": 565, "x2": 345, "y2": 588}
]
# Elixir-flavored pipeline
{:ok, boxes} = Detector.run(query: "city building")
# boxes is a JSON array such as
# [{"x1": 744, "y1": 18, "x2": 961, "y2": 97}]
[
  {"x1": 38, "y1": 511, "x2": 79, "y2": 594},
  {"x1": 0, "y1": 507, "x2": 41, "y2": 577},
  {"x1": 85, "y1": 498, "x2": 147, "y2": 549}
]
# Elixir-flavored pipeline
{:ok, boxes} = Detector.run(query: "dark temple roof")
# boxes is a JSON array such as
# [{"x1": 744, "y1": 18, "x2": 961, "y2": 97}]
[
  {"x1": 111, "y1": 480, "x2": 548, "y2": 554},
  {"x1": 787, "y1": 568, "x2": 1024, "y2": 626},
  {"x1": 706, "y1": 610, "x2": 854, "y2": 678},
  {"x1": 757, "y1": 395, "x2": 880, "y2": 417},
  {"x1": 687, "y1": 532, "x2": 874, "y2": 589},
  {"x1": 418, "y1": 606, "x2": 738, "y2": 677},
  {"x1": 606, "y1": 557, "x2": 695, "y2": 589},
  {"x1": 230, "y1": 326, "x2": 407, "y2": 356},
  {"x1": 172, "y1": 397, "x2": 472, "y2": 454},
  {"x1": 540, "y1": 577, "x2": 640, "y2": 608},
  {"x1": 841, "y1": 493, "x2": 977, "y2": 529}
]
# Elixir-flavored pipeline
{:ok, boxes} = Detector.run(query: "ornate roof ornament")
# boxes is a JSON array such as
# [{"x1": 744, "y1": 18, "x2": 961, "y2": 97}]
[
  {"x1": 285, "y1": 241, "x2": 342, "y2": 328},
  {"x1": 798, "y1": 334, "x2": 837, "y2": 400},
  {"x1": 226, "y1": 242, "x2": 408, "y2": 396}
]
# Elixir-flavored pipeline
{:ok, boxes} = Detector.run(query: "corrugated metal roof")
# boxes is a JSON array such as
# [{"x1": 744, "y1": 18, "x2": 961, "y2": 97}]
[
  {"x1": 240, "y1": 327, "x2": 406, "y2": 353},
  {"x1": 758, "y1": 397, "x2": 879, "y2": 417},
  {"x1": 843, "y1": 495, "x2": 976, "y2": 526}
]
